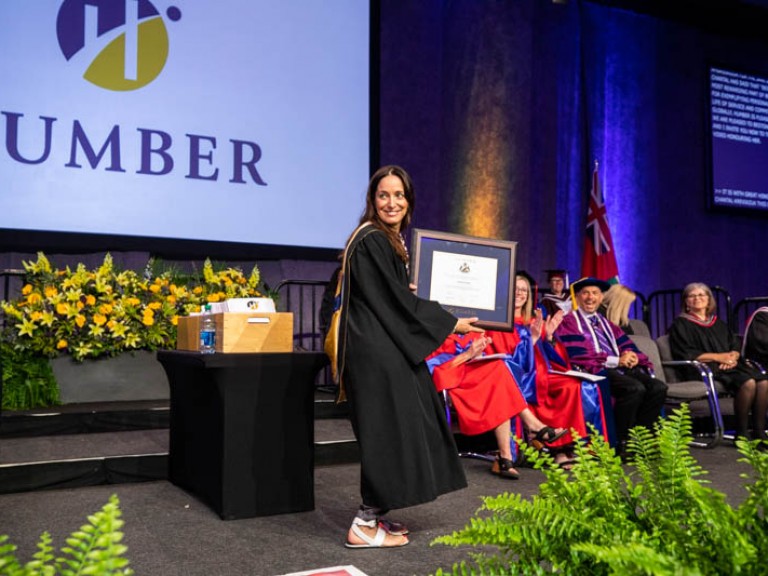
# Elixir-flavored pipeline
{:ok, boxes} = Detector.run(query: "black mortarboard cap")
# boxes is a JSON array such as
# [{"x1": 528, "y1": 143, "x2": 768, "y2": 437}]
[{"x1": 571, "y1": 276, "x2": 610, "y2": 294}]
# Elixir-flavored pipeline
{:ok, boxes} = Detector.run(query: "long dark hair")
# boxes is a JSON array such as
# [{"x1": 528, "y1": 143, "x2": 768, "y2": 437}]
[{"x1": 356, "y1": 165, "x2": 415, "y2": 263}]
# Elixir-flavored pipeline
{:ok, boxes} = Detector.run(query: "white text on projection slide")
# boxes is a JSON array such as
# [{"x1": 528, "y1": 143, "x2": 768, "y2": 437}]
[
  {"x1": 710, "y1": 67, "x2": 768, "y2": 211},
  {"x1": 0, "y1": 1, "x2": 369, "y2": 249}
]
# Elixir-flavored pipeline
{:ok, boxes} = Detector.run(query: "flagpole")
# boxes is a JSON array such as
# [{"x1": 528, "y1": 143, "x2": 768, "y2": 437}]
[{"x1": 594, "y1": 159, "x2": 601, "y2": 198}]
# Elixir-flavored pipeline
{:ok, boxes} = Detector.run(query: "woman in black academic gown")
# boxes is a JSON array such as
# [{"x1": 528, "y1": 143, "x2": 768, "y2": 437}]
[
  {"x1": 669, "y1": 282, "x2": 768, "y2": 442},
  {"x1": 338, "y1": 165, "x2": 483, "y2": 549}
]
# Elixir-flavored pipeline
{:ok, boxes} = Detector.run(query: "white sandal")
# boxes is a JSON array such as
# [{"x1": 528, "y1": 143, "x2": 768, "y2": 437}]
[{"x1": 344, "y1": 518, "x2": 409, "y2": 549}]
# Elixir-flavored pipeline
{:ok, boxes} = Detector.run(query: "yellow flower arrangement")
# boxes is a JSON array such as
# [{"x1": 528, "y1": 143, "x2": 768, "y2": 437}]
[{"x1": 0, "y1": 252, "x2": 270, "y2": 362}]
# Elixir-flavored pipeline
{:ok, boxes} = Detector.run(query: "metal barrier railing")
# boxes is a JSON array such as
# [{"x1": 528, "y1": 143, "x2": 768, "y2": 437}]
[
  {"x1": 0, "y1": 269, "x2": 25, "y2": 329},
  {"x1": 734, "y1": 296, "x2": 768, "y2": 336},
  {"x1": 629, "y1": 290, "x2": 647, "y2": 322},
  {"x1": 275, "y1": 279, "x2": 332, "y2": 389},
  {"x1": 1, "y1": 269, "x2": 25, "y2": 300},
  {"x1": 274, "y1": 279, "x2": 329, "y2": 353}
]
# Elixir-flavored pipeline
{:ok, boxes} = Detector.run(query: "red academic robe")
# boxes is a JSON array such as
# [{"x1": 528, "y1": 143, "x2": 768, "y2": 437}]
[
  {"x1": 487, "y1": 321, "x2": 608, "y2": 448},
  {"x1": 426, "y1": 333, "x2": 528, "y2": 436}
]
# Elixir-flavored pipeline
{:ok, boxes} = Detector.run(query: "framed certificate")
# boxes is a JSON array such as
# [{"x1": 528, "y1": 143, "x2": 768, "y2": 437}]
[{"x1": 410, "y1": 228, "x2": 517, "y2": 331}]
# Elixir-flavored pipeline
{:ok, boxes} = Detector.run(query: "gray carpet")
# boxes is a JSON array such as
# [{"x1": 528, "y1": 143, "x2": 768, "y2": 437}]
[{"x1": 0, "y1": 443, "x2": 754, "y2": 576}]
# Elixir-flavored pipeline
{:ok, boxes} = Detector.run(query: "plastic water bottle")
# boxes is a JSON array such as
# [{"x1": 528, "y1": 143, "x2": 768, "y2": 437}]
[{"x1": 199, "y1": 304, "x2": 216, "y2": 354}]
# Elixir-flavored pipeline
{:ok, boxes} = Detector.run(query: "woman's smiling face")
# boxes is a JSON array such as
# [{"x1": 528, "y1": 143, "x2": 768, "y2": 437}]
[
  {"x1": 375, "y1": 175, "x2": 408, "y2": 231},
  {"x1": 514, "y1": 278, "x2": 529, "y2": 310}
]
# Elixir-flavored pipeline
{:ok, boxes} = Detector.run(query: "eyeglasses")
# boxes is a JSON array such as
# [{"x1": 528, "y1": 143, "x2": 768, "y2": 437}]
[
  {"x1": 515, "y1": 287, "x2": 529, "y2": 294},
  {"x1": 686, "y1": 294, "x2": 708, "y2": 300}
]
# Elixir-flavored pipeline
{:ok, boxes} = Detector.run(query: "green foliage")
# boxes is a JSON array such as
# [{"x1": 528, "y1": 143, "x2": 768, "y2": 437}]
[
  {"x1": 431, "y1": 406, "x2": 768, "y2": 575},
  {"x1": 0, "y1": 494, "x2": 133, "y2": 576},
  {"x1": 1, "y1": 252, "x2": 270, "y2": 362},
  {"x1": 0, "y1": 252, "x2": 273, "y2": 409},
  {"x1": 0, "y1": 341, "x2": 59, "y2": 410}
]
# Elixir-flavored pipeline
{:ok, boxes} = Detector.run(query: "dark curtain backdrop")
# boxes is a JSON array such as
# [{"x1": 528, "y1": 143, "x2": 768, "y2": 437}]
[{"x1": 379, "y1": 0, "x2": 768, "y2": 304}]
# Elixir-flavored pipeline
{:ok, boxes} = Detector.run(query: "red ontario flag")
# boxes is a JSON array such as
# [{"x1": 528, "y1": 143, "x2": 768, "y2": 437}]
[{"x1": 581, "y1": 161, "x2": 619, "y2": 283}]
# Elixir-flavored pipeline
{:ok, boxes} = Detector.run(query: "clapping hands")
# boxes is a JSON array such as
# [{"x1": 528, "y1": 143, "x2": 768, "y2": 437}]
[
  {"x1": 468, "y1": 334, "x2": 493, "y2": 360},
  {"x1": 545, "y1": 310, "x2": 564, "y2": 337},
  {"x1": 530, "y1": 309, "x2": 563, "y2": 344},
  {"x1": 529, "y1": 310, "x2": 544, "y2": 343}
]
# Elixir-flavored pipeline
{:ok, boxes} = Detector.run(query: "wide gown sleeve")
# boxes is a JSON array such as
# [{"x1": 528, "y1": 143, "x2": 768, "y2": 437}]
[{"x1": 556, "y1": 313, "x2": 607, "y2": 374}]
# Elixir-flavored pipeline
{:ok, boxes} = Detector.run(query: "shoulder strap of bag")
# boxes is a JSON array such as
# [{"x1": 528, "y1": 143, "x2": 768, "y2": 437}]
[{"x1": 333, "y1": 222, "x2": 376, "y2": 400}]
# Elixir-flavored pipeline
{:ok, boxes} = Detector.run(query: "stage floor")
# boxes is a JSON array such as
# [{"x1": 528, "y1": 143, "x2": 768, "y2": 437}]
[
  {"x1": 0, "y1": 418, "x2": 355, "y2": 466},
  {"x1": 0, "y1": 392, "x2": 757, "y2": 575},
  {"x1": 0, "y1": 443, "x2": 754, "y2": 576}
]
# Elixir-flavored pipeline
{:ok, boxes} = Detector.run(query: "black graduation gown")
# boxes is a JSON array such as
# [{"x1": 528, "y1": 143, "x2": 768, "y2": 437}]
[
  {"x1": 744, "y1": 308, "x2": 768, "y2": 367},
  {"x1": 669, "y1": 316, "x2": 761, "y2": 392},
  {"x1": 340, "y1": 226, "x2": 467, "y2": 510}
]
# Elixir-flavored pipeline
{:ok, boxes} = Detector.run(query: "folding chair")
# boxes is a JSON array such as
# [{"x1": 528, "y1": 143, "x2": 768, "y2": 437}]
[{"x1": 653, "y1": 334, "x2": 727, "y2": 448}]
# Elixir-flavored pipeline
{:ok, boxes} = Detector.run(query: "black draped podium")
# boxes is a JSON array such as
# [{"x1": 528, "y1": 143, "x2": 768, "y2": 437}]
[{"x1": 157, "y1": 350, "x2": 327, "y2": 520}]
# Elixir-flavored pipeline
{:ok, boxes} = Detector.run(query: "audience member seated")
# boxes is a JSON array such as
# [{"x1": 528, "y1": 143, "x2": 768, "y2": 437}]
[
  {"x1": 556, "y1": 277, "x2": 667, "y2": 453},
  {"x1": 743, "y1": 306, "x2": 768, "y2": 368},
  {"x1": 486, "y1": 272, "x2": 609, "y2": 469},
  {"x1": 670, "y1": 283, "x2": 768, "y2": 442},
  {"x1": 601, "y1": 283, "x2": 637, "y2": 334},
  {"x1": 541, "y1": 269, "x2": 572, "y2": 317},
  {"x1": 427, "y1": 332, "x2": 567, "y2": 479}
]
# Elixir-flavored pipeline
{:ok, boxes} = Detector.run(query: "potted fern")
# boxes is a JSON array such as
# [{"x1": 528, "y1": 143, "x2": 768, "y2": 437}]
[
  {"x1": 431, "y1": 405, "x2": 768, "y2": 575},
  {"x1": 0, "y1": 494, "x2": 132, "y2": 575}
]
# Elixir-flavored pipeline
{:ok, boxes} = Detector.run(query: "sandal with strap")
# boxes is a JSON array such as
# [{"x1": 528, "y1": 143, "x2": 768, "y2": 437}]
[
  {"x1": 378, "y1": 517, "x2": 409, "y2": 536},
  {"x1": 529, "y1": 426, "x2": 568, "y2": 450},
  {"x1": 553, "y1": 452, "x2": 578, "y2": 471},
  {"x1": 345, "y1": 518, "x2": 409, "y2": 549},
  {"x1": 490, "y1": 456, "x2": 520, "y2": 479}
]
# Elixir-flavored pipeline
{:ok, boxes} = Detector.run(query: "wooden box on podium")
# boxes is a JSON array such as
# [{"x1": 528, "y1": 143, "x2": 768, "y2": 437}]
[{"x1": 177, "y1": 312, "x2": 293, "y2": 353}]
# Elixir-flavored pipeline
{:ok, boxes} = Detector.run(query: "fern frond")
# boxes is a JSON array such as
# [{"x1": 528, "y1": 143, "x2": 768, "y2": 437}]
[
  {"x1": 630, "y1": 407, "x2": 707, "y2": 533},
  {"x1": 0, "y1": 535, "x2": 24, "y2": 576},
  {"x1": 431, "y1": 405, "x2": 768, "y2": 576},
  {"x1": 734, "y1": 439, "x2": 768, "y2": 571},
  {"x1": 23, "y1": 531, "x2": 57, "y2": 575},
  {"x1": 56, "y1": 494, "x2": 133, "y2": 576},
  {"x1": 574, "y1": 540, "x2": 702, "y2": 576}
]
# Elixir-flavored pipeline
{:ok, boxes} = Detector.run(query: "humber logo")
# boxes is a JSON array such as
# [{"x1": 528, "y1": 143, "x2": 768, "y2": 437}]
[
  {"x1": 3, "y1": 1, "x2": 266, "y2": 185},
  {"x1": 56, "y1": 0, "x2": 182, "y2": 91}
]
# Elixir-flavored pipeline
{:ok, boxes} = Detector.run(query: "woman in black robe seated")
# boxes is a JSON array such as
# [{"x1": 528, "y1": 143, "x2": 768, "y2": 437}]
[
  {"x1": 669, "y1": 282, "x2": 768, "y2": 442},
  {"x1": 743, "y1": 307, "x2": 768, "y2": 368},
  {"x1": 337, "y1": 165, "x2": 483, "y2": 549}
]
